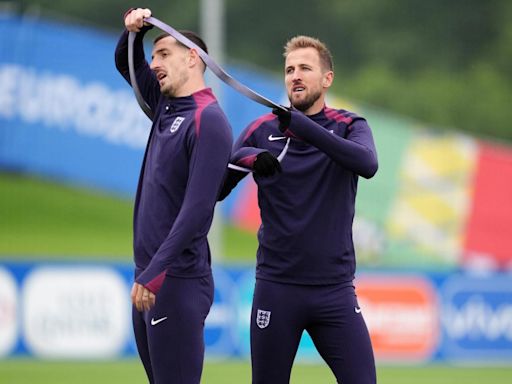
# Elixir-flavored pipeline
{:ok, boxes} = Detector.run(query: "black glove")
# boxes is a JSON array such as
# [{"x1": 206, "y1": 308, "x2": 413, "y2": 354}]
[
  {"x1": 272, "y1": 107, "x2": 291, "y2": 133},
  {"x1": 253, "y1": 151, "x2": 282, "y2": 177}
]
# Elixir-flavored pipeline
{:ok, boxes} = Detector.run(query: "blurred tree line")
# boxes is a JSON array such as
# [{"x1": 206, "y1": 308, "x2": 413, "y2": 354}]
[{"x1": 9, "y1": 0, "x2": 512, "y2": 142}]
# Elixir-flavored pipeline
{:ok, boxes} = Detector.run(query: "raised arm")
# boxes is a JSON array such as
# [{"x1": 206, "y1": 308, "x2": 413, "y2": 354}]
[
  {"x1": 275, "y1": 109, "x2": 378, "y2": 178},
  {"x1": 114, "y1": 8, "x2": 160, "y2": 111}
]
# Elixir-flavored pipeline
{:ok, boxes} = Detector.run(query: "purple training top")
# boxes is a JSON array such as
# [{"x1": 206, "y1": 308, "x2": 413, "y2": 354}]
[
  {"x1": 221, "y1": 108, "x2": 378, "y2": 285},
  {"x1": 115, "y1": 29, "x2": 232, "y2": 293}
]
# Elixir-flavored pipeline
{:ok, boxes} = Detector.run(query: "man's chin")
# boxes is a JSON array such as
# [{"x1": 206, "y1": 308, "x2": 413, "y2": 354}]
[
  {"x1": 291, "y1": 100, "x2": 311, "y2": 112},
  {"x1": 290, "y1": 92, "x2": 321, "y2": 112},
  {"x1": 160, "y1": 86, "x2": 174, "y2": 98},
  {"x1": 289, "y1": 97, "x2": 305, "y2": 111}
]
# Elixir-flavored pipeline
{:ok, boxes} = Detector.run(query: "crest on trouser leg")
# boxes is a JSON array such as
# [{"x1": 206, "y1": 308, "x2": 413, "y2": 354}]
[{"x1": 256, "y1": 309, "x2": 271, "y2": 329}]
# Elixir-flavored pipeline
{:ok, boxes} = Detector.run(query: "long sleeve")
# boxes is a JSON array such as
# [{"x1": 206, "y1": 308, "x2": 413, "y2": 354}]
[
  {"x1": 114, "y1": 27, "x2": 161, "y2": 111},
  {"x1": 286, "y1": 111, "x2": 378, "y2": 178},
  {"x1": 217, "y1": 120, "x2": 269, "y2": 200}
]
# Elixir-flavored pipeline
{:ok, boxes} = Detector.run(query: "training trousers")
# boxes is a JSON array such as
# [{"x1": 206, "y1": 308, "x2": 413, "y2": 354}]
[
  {"x1": 251, "y1": 279, "x2": 376, "y2": 384},
  {"x1": 132, "y1": 274, "x2": 214, "y2": 384}
]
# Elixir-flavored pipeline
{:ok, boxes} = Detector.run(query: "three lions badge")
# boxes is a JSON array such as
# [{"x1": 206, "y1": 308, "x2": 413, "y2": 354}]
[{"x1": 256, "y1": 309, "x2": 271, "y2": 329}]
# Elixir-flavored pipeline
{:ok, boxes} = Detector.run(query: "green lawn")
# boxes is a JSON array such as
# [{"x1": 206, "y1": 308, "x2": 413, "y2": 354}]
[
  {"x1": 0, "y1": 172, "x2": 257, "y2": 261},
  {"x1": 1, "y1": 359, "x2": 511, "y2": 384}
]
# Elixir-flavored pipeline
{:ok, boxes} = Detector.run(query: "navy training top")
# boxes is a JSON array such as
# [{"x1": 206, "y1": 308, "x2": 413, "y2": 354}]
[
  {"x1": 221, "y1": 108, "x2": 378, "y2": 285},
  {"x1": 115, "y1": 29, "x2": 232, "y2": 293}
]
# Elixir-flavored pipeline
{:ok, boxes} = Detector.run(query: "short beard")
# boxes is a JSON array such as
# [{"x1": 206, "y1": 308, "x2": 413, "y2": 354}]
[
  {"x1": 161, "y1": 82, "x2": 181, "y2": 98},
  {"x1": 289, "y1": 90, "x2": 322, "y2": 112},
  {"x1": 161, "y1": 72, "x2": 189, "y2": 98},
  {"x1": 161, "y1": 86, "x2": 176, "y2": 98}
]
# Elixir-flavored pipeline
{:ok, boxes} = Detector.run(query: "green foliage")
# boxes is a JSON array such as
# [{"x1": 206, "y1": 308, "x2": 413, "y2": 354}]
[
  {"x1": 12, "y1": 0, "x2": 199, "y2": 32},
  {"x1": 339, "y1": 62, "x2": 512, "y2": 141}
]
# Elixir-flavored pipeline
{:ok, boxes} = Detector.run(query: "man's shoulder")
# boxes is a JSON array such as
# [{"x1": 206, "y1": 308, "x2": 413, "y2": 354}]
[
  {"x1": 324, "y1": 106, "x2": 365, "y2": 125},
  {"x1": 190, "y1": 89, "x2": 223, "y2": 118},
  {"x1": 194, "y1": 103, "x2": 232, "y2": 140},
  {"x1": 247, "y1": 112, "x2": 277, "y2": 131},
  {"x1": 241, "y1": 112, "x2": 278, "y2": 141},
  {"x1": 199, "y1": 101, "x2": 225, "y2": 116}
]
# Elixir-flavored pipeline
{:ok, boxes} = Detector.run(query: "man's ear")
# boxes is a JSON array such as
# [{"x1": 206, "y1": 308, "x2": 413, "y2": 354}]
[
  {"x1": 323, "y1": 71, "x2": 334, "y2": 88},
  {"x1": 188, "y1": 48, "x2": 199, "y2": 66}
]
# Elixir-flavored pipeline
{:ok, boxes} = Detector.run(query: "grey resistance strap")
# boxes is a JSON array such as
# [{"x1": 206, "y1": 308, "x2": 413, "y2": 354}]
[
  {"x1": 127, "y1": 16, "x2": 290, "y2": 173},
  {"x1": 127, "y1": 31, "x2": 152, "y2": 119}
]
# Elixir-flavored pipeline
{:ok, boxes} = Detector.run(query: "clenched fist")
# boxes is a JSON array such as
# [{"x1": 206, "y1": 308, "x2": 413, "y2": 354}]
[{"x1": 125, "y1": 8, "x2": 152, "y2": 32}]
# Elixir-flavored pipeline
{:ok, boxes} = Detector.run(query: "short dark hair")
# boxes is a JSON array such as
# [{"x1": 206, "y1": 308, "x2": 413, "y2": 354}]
[{"x1": 153, "y1": 30, "x2": 208, "y2": 54}]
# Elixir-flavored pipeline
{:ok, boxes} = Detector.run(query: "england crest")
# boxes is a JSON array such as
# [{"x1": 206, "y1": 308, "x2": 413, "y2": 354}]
[
  {"x1": 170, "y1": 116, "x2": 185, "y2": 133},
  {"x1": 256, "y1": 309, "x2": 271, "y2": 329}
]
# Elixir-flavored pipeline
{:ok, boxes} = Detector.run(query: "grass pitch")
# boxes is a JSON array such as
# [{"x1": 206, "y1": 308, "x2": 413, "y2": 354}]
[
  {"x1": 1, "y1": 359, "x2": 511, "y2": 383},
  {"x1": 0, "y1": 172, "x2": 257, "y2": 261}
]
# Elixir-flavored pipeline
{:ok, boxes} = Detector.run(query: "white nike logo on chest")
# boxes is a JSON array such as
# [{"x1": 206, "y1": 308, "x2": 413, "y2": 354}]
[{"x1": 268, "y1": 134, "x2": 287, "y2": 141}]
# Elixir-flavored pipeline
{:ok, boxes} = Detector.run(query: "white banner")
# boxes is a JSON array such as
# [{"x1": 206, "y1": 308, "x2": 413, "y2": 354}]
[{"x1": 22, "y1": 267, "x2": 131, "y2": 358}]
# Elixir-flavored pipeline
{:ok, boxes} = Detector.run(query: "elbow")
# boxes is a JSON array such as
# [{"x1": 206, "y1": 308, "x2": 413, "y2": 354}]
[{"x1": 361, "y1": 155, "x2": 378, "y2": 179}]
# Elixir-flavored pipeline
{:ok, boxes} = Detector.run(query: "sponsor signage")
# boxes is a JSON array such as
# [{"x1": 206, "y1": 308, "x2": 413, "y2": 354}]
[
  {"x1": 2, "y1": 261, "x2": 512, "y2": 364},
  {"x1": 0, "y1": 14, "x2": 279, "y2": 202},
  {"x1": 22, "y1": 267, "x2": 130, "y2": 358},
  {"x1": 356, "y1": 275, "x2": 439, "y2": 362},
  {"x1": 441, "y1": 274, "x2": 512, "y2": 362}
]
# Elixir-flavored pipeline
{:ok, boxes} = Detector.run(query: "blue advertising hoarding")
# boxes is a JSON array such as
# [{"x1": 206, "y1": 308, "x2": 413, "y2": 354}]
[
  {"x1": 0, "y1": 12, "x2": 282, "y2": 210},
  {"x1": 1, "y1": 261, "x2": 512, "y2": 364},
  {"x1": 440, "y1": 275, "x2": 512, "y2": 363}
]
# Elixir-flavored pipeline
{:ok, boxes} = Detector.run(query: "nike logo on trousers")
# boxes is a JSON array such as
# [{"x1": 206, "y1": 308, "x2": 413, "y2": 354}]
[{"x1": 151, "y1": 316, "x2": 168, "y2": 326}]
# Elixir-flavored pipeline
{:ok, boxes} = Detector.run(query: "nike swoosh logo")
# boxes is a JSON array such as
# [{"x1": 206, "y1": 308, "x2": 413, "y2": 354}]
[
  {"x1": 151, "y1": 317, "x2": 168, "y2": 326},
  {"x1": 268, "y1": 135, "x2": 287, "y2": 141},
  {"x1": 354, "y1": 307, "x2": 362, "y2": 314}
]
